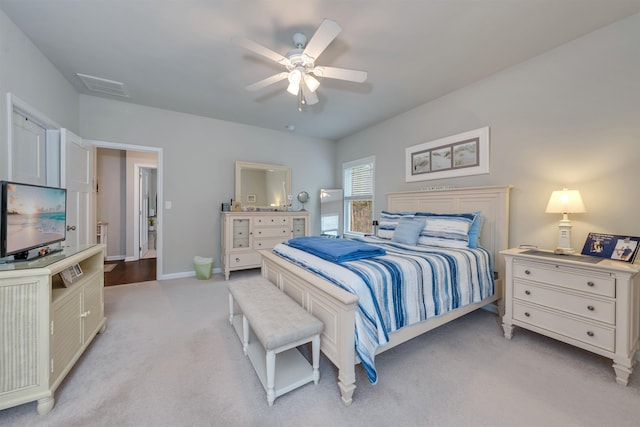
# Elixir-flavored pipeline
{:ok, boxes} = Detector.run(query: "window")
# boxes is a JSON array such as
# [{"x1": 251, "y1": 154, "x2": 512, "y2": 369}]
[{"x1": 343, "y1": 156, "x2": 374, "y2": 235}]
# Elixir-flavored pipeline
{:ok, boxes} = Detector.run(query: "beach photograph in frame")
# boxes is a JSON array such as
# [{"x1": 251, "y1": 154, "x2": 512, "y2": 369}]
[{"x1": 406, "y1": 127, "x2": 490, "y2": 182}]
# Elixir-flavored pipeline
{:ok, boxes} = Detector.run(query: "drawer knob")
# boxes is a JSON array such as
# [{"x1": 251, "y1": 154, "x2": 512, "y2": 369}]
[
  {"x1": 587, "y1": 305, "x2": 595, "y2": 311},
  {"x1": 525, "y1": 290, "x2": 531, "y2": 295},
  {"x1": 257, "y1": 243, "x2": 262, "y2": 247},
  {"x1": 587, "y1": 331, "x2": 594, "y2": 337},
  {"x1": 524, "y1": 270, "x2": 531, "y2": 275},
  {"x1": 235, "y1": 257, "x2": 240, "y2": 262},
  {"x1": 524, "y1": 312, "x2": 531, "y2": 317},
  {"x1": 587, "y1": 281, "x2": 595, "y2": 287}
]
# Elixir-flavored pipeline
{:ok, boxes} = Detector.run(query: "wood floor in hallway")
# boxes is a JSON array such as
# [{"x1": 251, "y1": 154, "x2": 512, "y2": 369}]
[{"x1": 104, "y1": 258, "x2": 156, "y2": 286}]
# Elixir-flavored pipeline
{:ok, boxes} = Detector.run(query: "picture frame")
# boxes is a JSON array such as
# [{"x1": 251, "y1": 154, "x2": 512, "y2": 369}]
[
  {"x1": 246, "y1": 194, "x2": 256, "y2": 203},
  {"x1": 405, "y1": 127, "x2": 490, "y2": 182},
  {"x1": 581, "y1": 232, "x2": 640, "y2": 263},
  {"x1": 60, "y1": 263, "x2": 83, "y2": 287},
  {"x1": 231, "y1": 201, "x2": 242, "y2": 212}
]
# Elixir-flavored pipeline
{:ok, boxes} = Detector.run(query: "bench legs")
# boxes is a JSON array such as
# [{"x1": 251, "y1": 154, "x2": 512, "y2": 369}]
[
  {"x1": 312, "y1": 335, "x2": 320, "y2": 384},
  {"x1": 266, "y1": 350, "x2": 277, "y2": 406},
  {"x1": 242, "y1": 315, "x2": 250, "y2": 355}
]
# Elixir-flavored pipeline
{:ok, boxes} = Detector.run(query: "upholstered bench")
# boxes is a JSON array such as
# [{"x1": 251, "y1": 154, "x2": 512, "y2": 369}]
[{"x1": 227, "y1": 277, "x2": 323, "y2": 406}]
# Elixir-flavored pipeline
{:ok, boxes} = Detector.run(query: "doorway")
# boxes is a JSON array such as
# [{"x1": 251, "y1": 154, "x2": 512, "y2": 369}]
[{"x1": 92, "y1": 140, "x2": 163, "y2": 284}]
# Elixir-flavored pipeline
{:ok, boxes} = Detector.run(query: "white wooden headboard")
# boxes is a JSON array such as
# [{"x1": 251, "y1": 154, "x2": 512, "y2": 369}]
[{"x1": 387, "y1": 185, "x2": 512, "y2": 278}]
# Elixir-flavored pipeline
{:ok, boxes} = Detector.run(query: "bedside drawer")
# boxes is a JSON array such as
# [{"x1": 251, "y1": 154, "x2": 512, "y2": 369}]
[
  {"x1": 228, "y1": 252, "x2": 262, "y2": 268},
  {"x1": 254, "y1": 227, "x2": 290, "y2": 238},
  {"x1": 513, "y1": 261, "x2": 615, "y2": 298},
  {"x1": 513, "y1": 281, "x2": 615, "y2": 324},
  {"x1": 513, "y1": 302, "x2": 615, "y2": 352}
]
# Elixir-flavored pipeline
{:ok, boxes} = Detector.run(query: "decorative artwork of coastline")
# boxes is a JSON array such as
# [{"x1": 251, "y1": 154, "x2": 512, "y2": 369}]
[
  {"x1": 581, "y1": 232, "x2": 640, "y2": 263},
  {"x1": 405, "y1": 127, "x2": 490, "y2": 182}
]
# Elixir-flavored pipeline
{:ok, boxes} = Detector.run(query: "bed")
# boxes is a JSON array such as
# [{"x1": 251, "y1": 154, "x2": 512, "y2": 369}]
[{"x1": 259, "y1": 185, "x2": 511, "y2": 405}]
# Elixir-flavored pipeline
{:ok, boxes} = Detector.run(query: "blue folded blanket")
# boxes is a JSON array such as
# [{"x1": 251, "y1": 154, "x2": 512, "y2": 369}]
[{"x1": 286, "y1": 236, "x2": 386, "y2": 263}]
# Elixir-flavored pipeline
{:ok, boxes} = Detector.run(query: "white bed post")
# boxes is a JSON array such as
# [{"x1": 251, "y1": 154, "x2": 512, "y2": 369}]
[{"x1": 338, "y1": 307, "x2": 356, "y2": 405}]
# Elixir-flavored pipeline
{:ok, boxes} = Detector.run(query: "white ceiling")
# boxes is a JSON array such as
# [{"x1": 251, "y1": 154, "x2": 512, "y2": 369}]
[{"x1": 1, "y1": 0, "x2": 639, "y2": 141}]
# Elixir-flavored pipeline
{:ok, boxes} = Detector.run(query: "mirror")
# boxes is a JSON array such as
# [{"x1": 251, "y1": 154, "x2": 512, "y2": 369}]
[
  {"x1": 235, "y1": 161, "x2": 291, "y2": 211},
  {"x1": 320, "y1": 189, "x2": 343, "y2": 237}
]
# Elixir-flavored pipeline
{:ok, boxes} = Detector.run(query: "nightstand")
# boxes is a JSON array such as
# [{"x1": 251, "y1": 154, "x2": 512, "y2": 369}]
[{"x1": 501, "y1": 248, "x2": 640, "y2": 385}]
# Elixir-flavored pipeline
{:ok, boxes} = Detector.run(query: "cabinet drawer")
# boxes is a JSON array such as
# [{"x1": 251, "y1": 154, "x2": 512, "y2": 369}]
[
  {"x1": 233, "y1": 238, "x2": 251, "y2": 249},
  {"x1": 255, "y1": 216, "x2": 290, "y2": 226},
  {"x1": 228, "y1": 252, "x2": 262, "y2": 268},
  {"x1": 253, "y1": 237, "x2": 287, "y2": 250},
  {"x1": 514, "y1": 281, "x2": 615, "y2": 324},
  {"x1": 513, "y1": 302, "x2": 615, "y2": 352},
  {"x1": 233, "y1": 225, "x2": 250, "y2": 239},
  {"x1": 514, "y1": 261, "x2": 615, "y2": 297},
  {"x1": 254, "y1": 227, "x2": 290, "y2": 238}
]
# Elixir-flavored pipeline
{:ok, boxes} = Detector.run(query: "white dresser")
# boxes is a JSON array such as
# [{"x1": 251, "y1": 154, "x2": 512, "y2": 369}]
[
  {"x1": 0, "y1": 245, "x2": 106, "y2": 414},
  {"x1": 501, "y1": 248, "x2": 640, "y2": 385},
  {"x1": 221, "y1": 212, "x2": 309, "y2": 280}
]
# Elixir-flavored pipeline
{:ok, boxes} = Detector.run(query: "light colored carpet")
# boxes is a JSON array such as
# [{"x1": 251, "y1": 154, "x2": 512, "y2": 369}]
[
  {"x1": 103, "y1": 263, "x2": 117, "y2": 272},
  {"x1": 2, "y1": 270, "x2": 640, "y2": 427}
]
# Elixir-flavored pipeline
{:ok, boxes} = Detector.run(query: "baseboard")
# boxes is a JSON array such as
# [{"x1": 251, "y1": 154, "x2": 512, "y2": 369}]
[
  {"x1": 105, "y1": 255, "x2": 125, "y2": 262},
  {"x1": 159, "y1": 271, "x2": 196, "y2": 280},
  {"x1": 157, "y1": 267, "x2": 221, "y2": 281}
]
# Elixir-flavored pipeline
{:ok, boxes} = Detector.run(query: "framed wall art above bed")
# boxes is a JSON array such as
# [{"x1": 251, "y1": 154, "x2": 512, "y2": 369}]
[{"x1": 405, "y1": 126, "x2": 490, "y2": 182}]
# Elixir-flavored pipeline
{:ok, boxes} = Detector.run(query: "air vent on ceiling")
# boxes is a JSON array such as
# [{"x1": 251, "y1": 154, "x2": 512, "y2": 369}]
[{"x1": 76, "y1": 73, "x2": 130, "y2": 98}]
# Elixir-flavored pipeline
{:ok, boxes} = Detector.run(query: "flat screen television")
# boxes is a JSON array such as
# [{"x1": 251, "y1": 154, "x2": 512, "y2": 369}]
[{"x1": 1, "y1": 181, "x2": 67, "y2": 260}]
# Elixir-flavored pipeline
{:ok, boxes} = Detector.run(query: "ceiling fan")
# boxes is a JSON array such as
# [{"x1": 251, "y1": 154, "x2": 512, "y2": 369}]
[{"x1": 235, "y1": 19, "x2": 368, "y2": 110}]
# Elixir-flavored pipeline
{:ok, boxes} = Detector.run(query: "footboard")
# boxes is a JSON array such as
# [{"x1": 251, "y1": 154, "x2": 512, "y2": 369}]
[{"x1": 259, "y1": 249, "x2": 359, "y2": 405}]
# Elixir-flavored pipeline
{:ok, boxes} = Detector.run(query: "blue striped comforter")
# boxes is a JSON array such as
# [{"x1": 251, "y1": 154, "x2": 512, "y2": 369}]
[{"x1": 273, "y1": 236, "x2": 495, "y2": 384}]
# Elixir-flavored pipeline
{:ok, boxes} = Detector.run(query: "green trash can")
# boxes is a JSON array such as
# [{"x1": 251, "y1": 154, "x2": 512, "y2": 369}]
[{"x1": 194, "y1": 256, "x2": 213, "y2": 280}]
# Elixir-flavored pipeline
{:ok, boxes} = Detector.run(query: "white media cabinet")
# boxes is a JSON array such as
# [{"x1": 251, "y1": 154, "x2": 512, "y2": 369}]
[{"x1": 0, "y1": 245, "x2": 106, "y2": 415}]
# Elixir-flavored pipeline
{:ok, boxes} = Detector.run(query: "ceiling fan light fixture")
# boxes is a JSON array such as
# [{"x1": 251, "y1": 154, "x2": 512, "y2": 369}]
[
  {"x1": 287, "y1": 69, "x2": 302, "y2": 95},
  {"x1": 304, "y1": 74, "x2": 320, "y2": 92},
  {"x1": 287, "y1": 81, "x2": 300, "y2": 96}
]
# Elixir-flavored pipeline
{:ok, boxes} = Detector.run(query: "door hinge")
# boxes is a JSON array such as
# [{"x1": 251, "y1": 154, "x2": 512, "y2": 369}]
[
  {"x1": 50, "y1": 358, "x2": 54, "y2": 374},
  {"x1": 50, "y1": 320, "x2": 54, "y2": 336}
]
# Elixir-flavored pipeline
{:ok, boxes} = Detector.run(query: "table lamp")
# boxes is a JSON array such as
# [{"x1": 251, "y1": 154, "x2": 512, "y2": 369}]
[{"x1": 545, "y1": 188, "x2": 586, "y2": 254}]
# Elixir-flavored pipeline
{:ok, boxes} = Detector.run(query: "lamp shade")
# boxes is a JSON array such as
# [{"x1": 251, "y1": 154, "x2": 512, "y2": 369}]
[{"x1": 545, "y1": 189, "x2": 586, "y2": 214}]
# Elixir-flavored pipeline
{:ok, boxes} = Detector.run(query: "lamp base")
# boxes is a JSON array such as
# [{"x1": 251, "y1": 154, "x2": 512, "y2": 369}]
[{"x1": 555, "y1": 218, "x2": 575, "y2": 255}]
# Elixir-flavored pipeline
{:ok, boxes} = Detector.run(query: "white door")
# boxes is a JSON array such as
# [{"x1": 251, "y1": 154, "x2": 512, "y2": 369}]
[
  {"x1": 61, "y1": 129, "x2": 93, "y2": 247},
  {"x1": 10, "y1": 110, "x2": 47, "y2": 185}
]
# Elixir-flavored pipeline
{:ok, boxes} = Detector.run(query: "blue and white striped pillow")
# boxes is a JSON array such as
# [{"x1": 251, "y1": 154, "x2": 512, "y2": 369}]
[
  {"x1": 415, "y1": 212, "x2": 480, "y2": 248},
  {"x1": 378, "y1": 211, "x2": 415, "y2": 239}
]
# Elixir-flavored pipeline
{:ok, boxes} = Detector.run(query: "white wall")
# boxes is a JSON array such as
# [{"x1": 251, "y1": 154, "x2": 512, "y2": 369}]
[
  {"x1": 337, "y1": 13, "x2": 640, "y2": 254},
  {"x1": 79, "y1": 96, "x2": 336, "y2": 276},
  {"x1": 0, "y1": 9, "x2": 79, "y2": 179}
]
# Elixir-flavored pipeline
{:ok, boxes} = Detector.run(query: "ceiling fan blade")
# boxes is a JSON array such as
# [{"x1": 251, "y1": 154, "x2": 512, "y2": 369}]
[
  {"x1": 303, "y1": 19, "x2": 342, "y2": 60},
  {"x1": 246, "y1": 72, "x2": 289, "y2": 91},
  {"x1": 233, "y1": 37, "x2": 290, "y2": 66},
  {"x1": 312, "y1": 66, "x2": 368, "y2": 83},
  {"x1": 302, "y1": 82, "x2": 319, "y2": 105}
]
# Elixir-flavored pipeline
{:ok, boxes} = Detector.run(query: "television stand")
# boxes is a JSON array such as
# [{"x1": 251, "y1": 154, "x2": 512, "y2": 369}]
[{"x1": 0, "y1": 245, "x2": 106, "y2": 414}]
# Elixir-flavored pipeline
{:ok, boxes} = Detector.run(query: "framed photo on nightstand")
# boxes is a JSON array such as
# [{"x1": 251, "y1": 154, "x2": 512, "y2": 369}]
[{"x1": 581, "y1": 232, "x2": 640, "y2": 263}]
